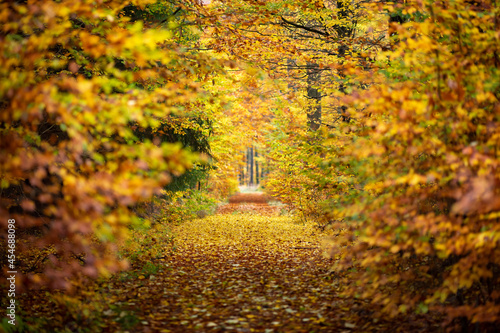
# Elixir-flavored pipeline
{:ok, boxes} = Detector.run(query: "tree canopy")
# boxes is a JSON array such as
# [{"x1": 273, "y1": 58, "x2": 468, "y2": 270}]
[{"x1": 1, "y1": 0, "x2": 499, "y2": 330}]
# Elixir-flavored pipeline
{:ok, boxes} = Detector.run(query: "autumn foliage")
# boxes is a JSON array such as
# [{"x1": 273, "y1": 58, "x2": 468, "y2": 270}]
[
  {"x1": 1, "y1": 0, "x2": 500, "y2": 331},
  {"x1": 0, "y1": 0, "x2": 220, "y2": 289},
  {"x1": 265, "y1": 0, "x2": 500, "y2": 329}
]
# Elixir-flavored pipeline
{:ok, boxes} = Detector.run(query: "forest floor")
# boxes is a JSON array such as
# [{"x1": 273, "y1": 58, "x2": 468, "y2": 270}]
[{"x1": 16, "y1": 193, "x2": 441, "y2": 333}]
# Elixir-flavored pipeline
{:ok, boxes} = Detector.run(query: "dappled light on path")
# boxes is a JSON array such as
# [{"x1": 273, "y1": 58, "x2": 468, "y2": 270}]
[
  {"x1": 101, "y1": 210, "x2": 439, "y2": 332},
  {"x1": 216, "y1": 192, "x2": 282, "y2": 215},
  {"x1": 10, "y1": 193, "x2": 441, "y2": 332}
]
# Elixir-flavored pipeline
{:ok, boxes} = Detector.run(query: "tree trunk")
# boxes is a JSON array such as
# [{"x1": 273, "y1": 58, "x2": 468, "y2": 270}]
[
  {"x1": 249, "y1": 147, "x2": 254, "y2": 185},
  {"x1": 388, "y1": 0, "x2": 407, "y2": 50},
  {"x1": 255, "y1": 149, "x2": 259, "y2": 185},
  {"x1": 287, "y1": 58, "x2": 298, "y2": 92},
  {"x1": 246, "y1": 148, "x2": 250, "y2": 185},
  {"x1": 306, "y1": 62, "x2": 322, "y2": 131},
  {"x1": 336, "y1": 0, "x2": 353, "y2": 123}
]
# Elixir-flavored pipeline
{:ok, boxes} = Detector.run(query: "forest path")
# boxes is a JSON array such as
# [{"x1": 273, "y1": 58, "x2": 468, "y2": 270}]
[
  {"x1": 123, "y1": 214, "x2": 350, "y2": 332},
  {"x1": 17, "y1": 194, "x2": 440, "y2": 332},
  {"x1": 102, "y1": 193, "x2": 406, "y2": 333}
]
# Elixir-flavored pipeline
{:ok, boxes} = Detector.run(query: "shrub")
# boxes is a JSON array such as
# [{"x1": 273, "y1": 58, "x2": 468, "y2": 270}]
[{"x1": 325, "y1": 1, "x2": 500, "y2": 329}]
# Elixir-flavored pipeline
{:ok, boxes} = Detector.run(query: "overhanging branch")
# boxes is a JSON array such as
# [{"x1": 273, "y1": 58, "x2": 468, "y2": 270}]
[{"x1": 280, "y1": 16, "x2": 330, "y2": 37}]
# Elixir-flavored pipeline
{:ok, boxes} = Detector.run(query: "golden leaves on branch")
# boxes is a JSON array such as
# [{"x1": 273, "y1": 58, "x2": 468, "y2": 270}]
[{"x1": 0, "y1": 0, "x2": 221, "y2": 290}]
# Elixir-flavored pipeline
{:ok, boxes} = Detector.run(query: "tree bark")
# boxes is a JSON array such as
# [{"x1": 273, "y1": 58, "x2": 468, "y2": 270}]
[
  {"x1": 249, "y1": 146, "x2": 254, "y2": 185},
  {"x1": 246, "y1": 148, "x2": 250, "y2": 185},
  {"x1": 388, "y1": 0, "x2": 407, "y2": 50},
  {"x1": 336, "y1": 0, "x2": 353, "y2": 123},
  {"x1": 306, "y1": 62, "x2": 322, "y2": 131},
  {"x1": 255, "y1": 149, "x2": 259, "y2": 185}
]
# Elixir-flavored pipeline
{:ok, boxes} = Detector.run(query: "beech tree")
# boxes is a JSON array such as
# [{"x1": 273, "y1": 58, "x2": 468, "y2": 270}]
[
  {"x1": 3, "y1": 0, "x2": 498, "y2": 330},
  {"x1": 323, "y1": 0, "x2": 500, "y2": 329},
  {"x1": 225, "y1": 0, "x2": 500, "y2": 329},
  {"x1": 0, "y1": 0, "x2": 223, "y2": 290}
]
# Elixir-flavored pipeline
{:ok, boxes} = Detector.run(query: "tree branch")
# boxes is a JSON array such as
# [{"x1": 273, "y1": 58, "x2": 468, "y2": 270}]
[{"x1": 280, "y1": 16, "x2": 329, "y2": 37}]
